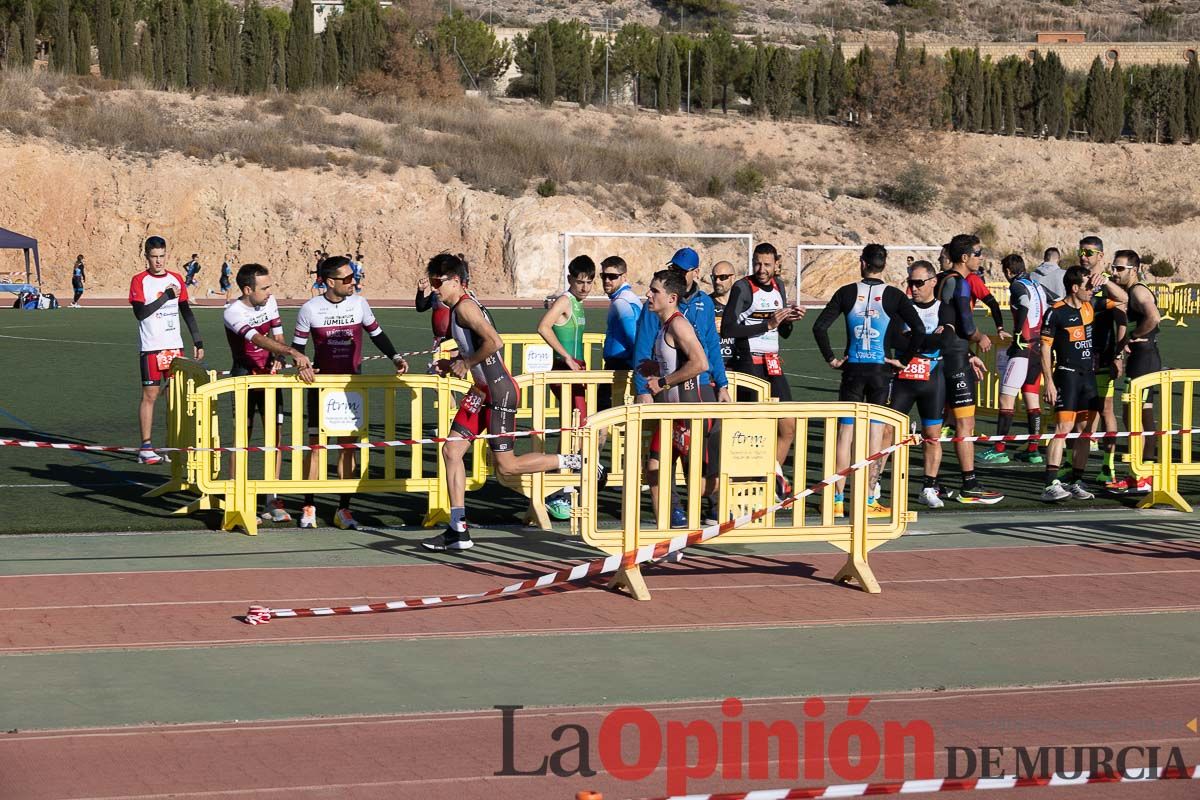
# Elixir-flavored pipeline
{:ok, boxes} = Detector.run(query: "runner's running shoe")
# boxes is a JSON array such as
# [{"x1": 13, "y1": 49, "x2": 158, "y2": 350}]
[
  {"x1": 1133, "y1": 475, "x2": 1153, "y2": 493},
  {"x1": 918, "y1": 487, "x2": 944, "y2": 508},
  {"x1": 333, "y1": 508, "x2": 358, "y2": 530},
  {"x1": 957, "y1": 486, "x2": 1004, "y2": 504},
  {"x1": 260, "y1": 499, "x2": 292, "y2": 523},
  {"x1": 299, "y1": 505, "x2": 317, "y2": 528},
  {"x1": 546, "y1": 494, "x2": 572, "y2": 521},
  {"x1": 1104, "y1": 475, "x2": 1132, "y2": 494},
  {"x1": 137, "y1": 445, "x2": 163, "y2": 465},
  {"x1": 867, "y1": 500, "x2": 891, "y2": 518},
  {"x1": 832, "y1": 499, "x2": 846, "y2": 517},
  {"x1": 670, "y1": 505, "x2": 687, "y2": 529},
  {"x1": 1067, "y1": 479, "x2": 1094, "y2": 500},
  {"x1": 976, "y1": 448, "x2": 1010, "y2": 464},
  {"x1": 1014, "y1": 449, "x2": 1044, "y2": 465},
  {"x1": 1041, "y1": 480, "x2": 1071, "y2": 502},
  {"x1": 422, "y1": 526, "x2": 475, "y2": 551}
]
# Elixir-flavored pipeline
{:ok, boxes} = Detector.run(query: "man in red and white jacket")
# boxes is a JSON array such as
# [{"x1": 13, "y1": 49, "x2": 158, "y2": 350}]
[{"x1": 128, "y1": 236, "x2": 204, "y2": 465}]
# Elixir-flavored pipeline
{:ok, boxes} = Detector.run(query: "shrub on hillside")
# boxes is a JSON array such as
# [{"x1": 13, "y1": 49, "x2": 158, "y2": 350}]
[
  {"x1": 1150, "y1": 259, "x2": 1176, "y2": 278},
  {"x1": 879, "y1": 162, "x2": 939, "y2": 212}
]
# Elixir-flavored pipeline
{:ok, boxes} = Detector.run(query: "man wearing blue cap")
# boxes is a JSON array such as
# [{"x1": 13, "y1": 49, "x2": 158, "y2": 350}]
[{"x1": 633, "y1": 247, "x2": 729, "y2": 527}]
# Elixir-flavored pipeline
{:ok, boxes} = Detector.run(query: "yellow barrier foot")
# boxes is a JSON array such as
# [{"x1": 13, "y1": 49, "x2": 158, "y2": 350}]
[
  {"x1": 1136, "y1": 489, "x2": 1193, "y2": 513},
  {"x1": 522, "y1": 501, "x2": 553, "y2": 531},
  {"x1": 143, "y1": 479, "x2": 185, "y2": 499},
  {"x1": 607, "y1": 566, "x2": 652, "y2": 601},
  {"x1": 222, "y1": 509, "x2": 259, "y2": 536},
  {"x1": 833, "y1": 555, "x2": 882, "y2": 594},
  {"x1": 421, "y1": 508, "x2": 450, "y2": 528},
  {"x1": 171, "y1": 494, "x2": 220, "y2": 516}
]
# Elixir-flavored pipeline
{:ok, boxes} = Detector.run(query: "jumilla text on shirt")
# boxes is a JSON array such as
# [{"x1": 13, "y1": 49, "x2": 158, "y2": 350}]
[{"x1": 495, "y1": 698, "x2": 937, "y2": 795}]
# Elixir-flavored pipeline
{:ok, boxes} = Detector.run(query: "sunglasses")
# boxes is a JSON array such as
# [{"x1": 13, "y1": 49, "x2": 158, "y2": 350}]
[
  {"x1": 1111, "y1": 263, "x2": 1135, "y2": 272},
  {"x1": 972, "y1": 248, "x2": 984, "y2": 257},
  {"x1": 430, "y1": 275, "x2": 458, "y2": 289},
  {"x1": 907, "y1": 277, "x2": 932, "y2": 287},
  {"x1": 600, "y1": 273, "x2": 624, "y2": 281},
  {"x1": 713, "y1": 274, "x2": 734, "y2": 281},
  {"x1": 1079, "y1": 248, "x2": 1101, "y2": 257},
  {"x1": 330, "y1": 273, "x2": 355, "y2": 284}
]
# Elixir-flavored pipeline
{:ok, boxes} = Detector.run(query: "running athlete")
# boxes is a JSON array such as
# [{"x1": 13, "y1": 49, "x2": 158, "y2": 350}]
[
  {"x1": 939, "y1": 244, "x2": 1007, "y2": 339},
  {"x1": 1078, "y1": 236, "x2": 1127, "y2": 485},
  {"x1": 129, "y1": 236, "x2": 204, "y2": 465},
  {"x1": 1107, "y1": 250, "x2": 1161, "y2": 493},
  {"x1": 640, "y1": 269, "x2": 710, "y2": 527},
  {"x1": 632, "y1": 247, "x2": 728, "y2": 527},
  {"x1": 537, "y1": 255, "x2": 594, "y2": 521},
  {"x1": 708, "y1": 260, "x2": 737, "y2": 371},
  {"x1": 352, "y1": 253, "x2": 366, "y2": 293},
  {"x1": 813, "y1": 243, "x2": 925, "y2": 516},
  {"x1": 224, "y1": 264, "x2": 315, "y2": 524},
  {"x1": 183, "y1": 254, "x2": 201, "y2": 288},
  {"x1": 978, "y1": 254, "x2": 1049, "y2": 466},
  {"x1": 70, "y1": 255, "x2": 85, "y2": 307},
  {"x1": 215, "y1": 256, "x2": 233, "y2": 298},
  {"x1": 1040, "y1": 266, "x2": 1127, "y2": 502},
  {"x1": 935, "y1": 234, "x2": 1002, "y2": 503},
  {"x1": 721, "y1": 242, "x2": 806, "y2": 488},
  {"x1": 889, "y1": 260, "x2": 953, "y2": 509},
  {"x1": 415, "y1": 276, "x2": 451, "y2": 370},
  {"x1": 292, "y1": 256, "x2": 409, "y2": 531},
  {"x1": 423, "y1": 253, "x2": 582, "y2": 552}
]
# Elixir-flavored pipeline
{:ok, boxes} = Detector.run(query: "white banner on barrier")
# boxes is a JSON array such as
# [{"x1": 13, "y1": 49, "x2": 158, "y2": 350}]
[
  {"x1": 523, "y1": 344, "x2": 555, "y2": 374},
  {"x1": 322, "y1": 391, "x2": 365, "y2": 434}
]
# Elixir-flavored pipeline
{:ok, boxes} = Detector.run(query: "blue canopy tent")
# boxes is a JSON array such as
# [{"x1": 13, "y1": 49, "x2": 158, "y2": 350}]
[{"x1": 0, "y1": 226, "x2": 42, "y2": 289}]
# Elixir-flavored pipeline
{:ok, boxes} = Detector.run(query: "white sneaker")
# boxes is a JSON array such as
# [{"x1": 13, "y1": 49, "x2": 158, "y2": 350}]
[
  {"x1": 260, "y1": 499, "x2": 292, "y2": 523},
  {"x1": 1067, "y1": 479, "x2": 1094, "y2": 500},
  {"x1": 1041, "y1": 480, "x2": 1071, "y2": 502},
  {"x1": 918, "y1": 487, "x2": 944, "y2": 508},
  {"x1": 298, "y1": 505, "x2": 317, "y2": 528},
  {"x1": 137, "y1": 446, "x2": 163, "y2": 465}
]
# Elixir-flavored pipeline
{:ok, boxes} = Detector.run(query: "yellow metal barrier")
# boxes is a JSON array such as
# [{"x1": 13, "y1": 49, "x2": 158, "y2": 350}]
[
  {"x1": 1168, "y1": 283, "x2": 1200, "y2": 328},
  {"x1": 493, "y1": 370, "x2": 776, "y2": 530},
  {"x1": 576, "y1": 401, "x2": 915, "y2": 601},
  {"x1": 1125, "y1": 369, "x2": 1200, "y2": 512},
  {"x1": 984, "y1": 281, "x2": 1009, "y2": 308},
  {"x1": 145, "y1": 359, "x2": 219, "y2": 507},
  {"x1": 182, "y1": 373, "x2": 479, "y2": 535},
  {"x1": 437, "y1": 333, "x2": 608, "y2": 374},
  {"x1": 1148, "y1": 283, "x2": 1181, "y2": 325}
]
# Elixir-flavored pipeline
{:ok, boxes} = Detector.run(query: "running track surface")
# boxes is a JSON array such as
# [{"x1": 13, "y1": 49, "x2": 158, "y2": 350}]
[{"x1": 1, "y1": 522, "x2": 1198, "y2": 799}]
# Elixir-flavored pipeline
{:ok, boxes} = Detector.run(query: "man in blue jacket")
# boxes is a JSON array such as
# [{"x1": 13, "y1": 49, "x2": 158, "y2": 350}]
[{"x1": 633, "y1": 247, "x2": 729, "y2": 527}]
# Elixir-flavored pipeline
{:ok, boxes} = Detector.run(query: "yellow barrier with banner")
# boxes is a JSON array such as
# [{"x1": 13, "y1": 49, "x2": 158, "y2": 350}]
[
  {"x1": 145, "y1": 358, "x2": 218, "y2": 507},
  {"x1": 1125, "y1": 368, "x2": 1200, "y2": 513},
  {"x1": 575, "y1": 402, "x2": 915, "y2": 601},
  {"x1": 437, "y1": 333, "x2": 608, "y2": 374},
  {"x1": 984, "y1": 281, "x2": 1009, "y2": 308},
  {"x1": 1168, "y1": 284, "x2": 1200, "y2": 328}
]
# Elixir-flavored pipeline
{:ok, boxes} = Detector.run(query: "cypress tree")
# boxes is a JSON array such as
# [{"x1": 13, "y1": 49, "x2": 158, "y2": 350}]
[
  {"x1": 20, "y1": 0, "x2": 35, "y2": 65},
  {"x1": 1083, "y1": 56, "x2": 1109, "y2": 141},
  {"x1": 271, "y1": 26, "x2": 286, "y2": 90},
  {"x1": 666, "y1": 37, "x2": 681, "y2": 112},
  {"x1": 1109, "y1": 59, "x2": 1125, "y2": 141},
  {"x1": 577, "y1": 36, "x2": 593, "y2": 107},
  {"x1": 240, "y1": 0, "x2": 268, "y2": 93},
  {"x1": 117, "y1": 0, "x2": 134, "y2": 79},
  {"x1": 1002, "y1": 65, "x2": 1017, "y2": 135},
  {"x1": 73, "y1": 11, "x2": 91, "y2": 75},
  {"x1": 96, "y1": 0, "x2": 114, "y2": 77},
  {"x1": 767, "y1": 45, "x2": 793, "y2": 119},
  {"x1": 815, "y1": 46, "x2": 830, "y2": 118},
  {"x1": 655, "y1": 33, "x2": 670, "y2": 113},
  {"x1": 829, "y1": 44, "x2": 846, "y2": 114},
  {"x1": 1165, "y1": 66, "x2": 1186, "y2": 142},
  {"x1": 321, "y1": 29, "x2": 338, "y2": 87},
  {"x1": 990, "y1": 70, "x2": 1004, "y2": 133},
  {"x1": 189, "y1": 0, "x2": 210, "y2": 88},
  {"x1": 286, "y1": 0, "x2": 315, "y2": 91},
  {"x1": 699, "y1": 41, "x2": 714, "y2": 112},
  {"x1": 1185, "y1": 57, "x2": 1200, "y2": 141},
  {"x1": 748, "y1": 41, "x2": 768, "y2": 116},
  {"x1": 162, "y1": 0, "x2": 187, "y2": 88},
  {"x1": 212, "y1": 9, "x2": 232, "y2": 90},
  {"x1": 6, "y1": 22, "x2": 24, "y2": 67},
  {"x1": 51, "y1": 0, "x2": 72, "y2": 71},
  {"x1": 967, "y1": 49, "x2": 985, "y2": 131},
  {"x1": 894, "y1": 28, "x2": 908, "y2": 82},
  {"x1": 537, "y1": 30, "x2": 555, "y2": 106}
]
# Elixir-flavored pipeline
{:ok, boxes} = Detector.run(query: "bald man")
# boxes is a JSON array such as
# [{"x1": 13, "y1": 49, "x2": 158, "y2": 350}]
[{"x1": 709, "y1": 260, "x2": 737, "y2": 370}]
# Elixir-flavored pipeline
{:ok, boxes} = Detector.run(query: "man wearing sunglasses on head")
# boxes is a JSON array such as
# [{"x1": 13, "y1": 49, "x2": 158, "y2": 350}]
[
  {"x1": 292, "y1": 255, "x2": 409, "y2": 531},
  {"x1": 1106, "y1": 251, "x2": 1162, "y2": 494},
  {"x1": 1077, "y1": 236, "x2": 1127, "y2": 486},
  {"x1": 934, "y1": 234, "x2": 1002, "y2": 504}
]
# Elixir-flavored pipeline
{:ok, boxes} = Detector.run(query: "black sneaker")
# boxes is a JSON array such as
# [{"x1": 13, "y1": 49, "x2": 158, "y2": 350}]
[{"x1": 421, "y1": 526, "x2": 474, "y2": 551}]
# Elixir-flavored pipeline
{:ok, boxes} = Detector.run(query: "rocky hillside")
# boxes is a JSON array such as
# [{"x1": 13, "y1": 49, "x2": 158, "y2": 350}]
[{"x1": 3, "y1": 70, "x2": 1200, "y2": 301}]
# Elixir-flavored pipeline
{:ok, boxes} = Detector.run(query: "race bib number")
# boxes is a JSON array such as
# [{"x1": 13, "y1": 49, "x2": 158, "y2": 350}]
[
  {"x1": 155, "y1": 349, "x2": 183, "y2": 370},
  {"x1": 764, "y1": 352, "x2": 783, "y2": 376},
  {"x1": 461, "y1": 391, "x2": 484, "y2": 415},
  {"x1": 898, "y1": 357, "x2": 931, "y2": 382},
  {"x1": 672, "y1": 420, "x2": 691, "y2": 456}
]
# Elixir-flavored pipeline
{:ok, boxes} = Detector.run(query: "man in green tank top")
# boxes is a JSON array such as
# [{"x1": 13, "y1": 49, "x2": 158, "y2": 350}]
[{"x1": 537, "y1": 255, "x2": 596, "y2": 520}]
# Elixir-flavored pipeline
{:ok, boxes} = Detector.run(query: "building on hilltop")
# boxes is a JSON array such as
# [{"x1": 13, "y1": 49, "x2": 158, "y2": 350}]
[
  {"x1": 1036, "y1": 31, "x2": 1086, "y2": 44},
  {"x1": 313, "y1": 0, "x2": 392, "y2": 34}
]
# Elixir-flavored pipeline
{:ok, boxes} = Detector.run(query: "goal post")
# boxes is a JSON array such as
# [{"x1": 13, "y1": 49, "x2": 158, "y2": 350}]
[
  {"x1": 562, "y1": 232, "x2": 754, "y2": 297},
  {"x1": 795, "y1": 243, "x2": 943, "y2": 304}
]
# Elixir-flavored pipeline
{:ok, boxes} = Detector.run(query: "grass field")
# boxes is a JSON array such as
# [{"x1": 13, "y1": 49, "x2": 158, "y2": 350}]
[{"x1": 0, "y1": 304, "x2": 1197, "y2": 534}]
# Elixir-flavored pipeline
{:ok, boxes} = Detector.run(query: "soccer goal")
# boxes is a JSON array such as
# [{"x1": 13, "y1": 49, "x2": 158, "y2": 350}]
[
  {"x1": 795, "y1": 243, "x2": 943, "y2": 303},
  {"x1": 561, "y1": 232, "x2": 755, "y2": 298}
]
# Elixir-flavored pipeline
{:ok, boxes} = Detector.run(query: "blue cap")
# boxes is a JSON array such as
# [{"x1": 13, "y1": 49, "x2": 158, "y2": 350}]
[{"x1": 667, "y1": 247, "x2": 700, "y2": 271}]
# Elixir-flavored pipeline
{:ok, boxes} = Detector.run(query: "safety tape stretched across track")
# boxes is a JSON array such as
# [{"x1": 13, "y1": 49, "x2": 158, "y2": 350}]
[
  {"x1": 618, "y1": 763, "x2": 1198, "y2": 800},
  {"x1": 242, "y1": 435, "x2": 919, "y2": 624},
  {"x1": 931, "y1": 428, "x2": 1198, "y2": 445},
  {"x1": 0, "y1": 427, "x2": 580, "y2": 455}
]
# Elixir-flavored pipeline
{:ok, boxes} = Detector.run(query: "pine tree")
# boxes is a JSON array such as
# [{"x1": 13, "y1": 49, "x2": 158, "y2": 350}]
[
  {"x1": 96, "y1": 0, "x2": 114, "y2": 76},
  {"x1": 73, "y1": 11, "x2": 91, "y2": 75},
  {"x1": 20, "y1": 0, "x2": 35, "y2": 65},
  {"x1": 815, "y1": 46, "x2": 830, "y2": 118},
  {"x1": 51, "y1": 0, "x2": 72, "y2": 71},
  {"x1": 286, "y1": 0, "x2": 315, "y2": 91},
  {"x1": 117, "y1": 0, "x2": 134, "y2": 78},
  {"x1": 6, "y1": 22, "x2": 24, "y2": 67},
  {"x1": 189, "y1": 0, "x2": 210, "y2": 88},
  {"x1": 537, "y1": 29, "x2": 555, "y2": 106},
  {"x1": 699, "y1": 41, "x2": 714, "y2": 111},
  {"x1": 1185, "y1": 57, "x2": 1200, "y2": 141}
]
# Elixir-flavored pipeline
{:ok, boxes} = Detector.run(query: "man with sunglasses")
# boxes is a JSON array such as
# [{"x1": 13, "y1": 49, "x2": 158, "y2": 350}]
[
  {"x1": 709, "y1": 260, "x2": 737, "y2": 370},
  {"x1": 722, "y1": 243, "x2": 806, "y2": 492},
  {"x1": 935, "y1": 234, "x2": 1002, "y2": 504},
  {"x1": 292, "y1": 255, "x2": 409, "y2": 531},
  {"x1": 424, "y1": 253, "x2": 583, "y2": 551},
  {"x1": 978, "y1": 254, "x2": 1049, "y2": 466},
  {"x1": 1078, "y1": 236, "x2": 1127, "y2": 486},
  {"x1": 1107, "y1": 250, "x2": 1161, "y2": 494}
]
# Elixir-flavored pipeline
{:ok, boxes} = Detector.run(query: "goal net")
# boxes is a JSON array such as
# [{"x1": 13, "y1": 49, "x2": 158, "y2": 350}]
[
  {"x1": 796, "y1": 244, "x2": 943, "y2": 303},
  {"x1": 561, "y1": 232, "x2": 754, "y2": 299}
]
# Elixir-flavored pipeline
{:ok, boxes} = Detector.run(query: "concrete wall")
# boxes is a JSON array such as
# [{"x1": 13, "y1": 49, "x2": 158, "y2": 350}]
[{"x1": 841, "y1": 40, "x2": 1200, "y2": 71}]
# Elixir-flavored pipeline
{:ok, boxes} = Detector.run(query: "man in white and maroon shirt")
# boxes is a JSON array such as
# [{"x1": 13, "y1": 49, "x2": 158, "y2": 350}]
[
  {"x1": 292, "y1": 255, "x2": 408, "y2": 530},
  {"x1": 129, "y1": 236, "x2": 204, "y2": 465},
  {"x1": 224, "y1": 263, "x2": 315, "y2": 523}
]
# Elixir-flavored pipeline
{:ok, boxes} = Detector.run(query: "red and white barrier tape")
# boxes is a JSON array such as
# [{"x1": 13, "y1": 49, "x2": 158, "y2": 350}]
[
  {"x1": 931, "y1": 427, "x2": 1198, "y2": 445},
  {"x1": 242, "y1": 435, "x2": 918, "y2": 624},
  {"x1": 0, "y1": 427, "x2": 579, "y2": 455},
  {"x1": 617, "y1": 763, "x2": 1198, "y2": 800}
]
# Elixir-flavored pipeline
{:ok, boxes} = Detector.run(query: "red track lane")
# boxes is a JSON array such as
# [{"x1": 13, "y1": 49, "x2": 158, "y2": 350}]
[
  {"x1": 1, "y1": 682, "x2": 1197, "y2": 800},
  {"x1": 1, "y1": 541, "x2": 1198, "y2": 652}
]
